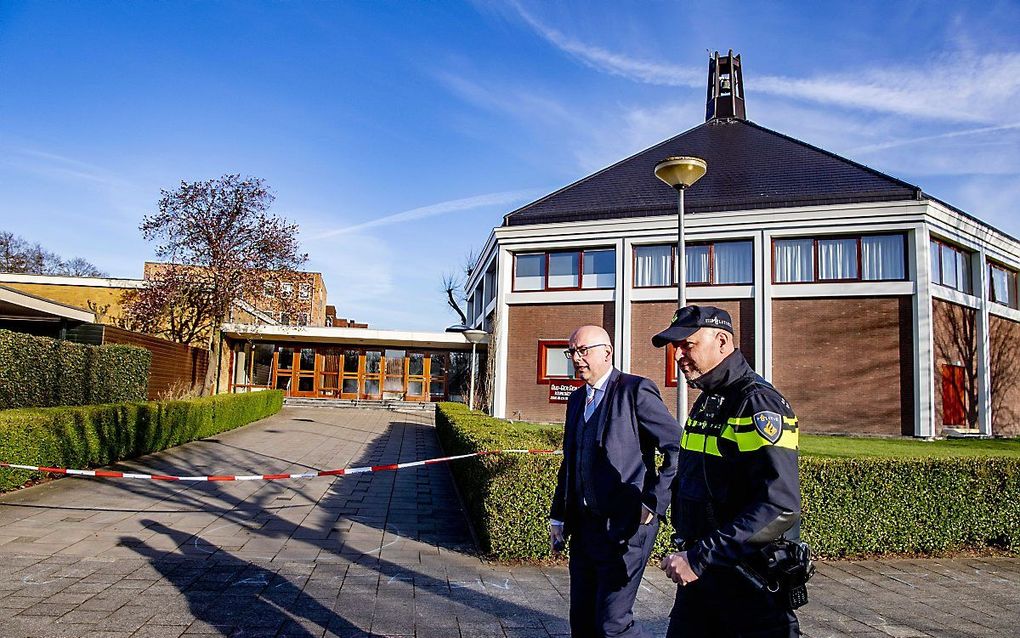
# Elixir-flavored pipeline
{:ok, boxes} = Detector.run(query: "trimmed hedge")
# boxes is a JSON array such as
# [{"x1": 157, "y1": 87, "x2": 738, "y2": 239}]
[
  {"x1": 0, "y1": 328, "x2": 150, "y2": 409},
  {"x1": 436, "y1": 402, "x2": 1020, "y2": 560},
  {"x1": 0, "y1": 390, "x2": 284, "y2": 492}
]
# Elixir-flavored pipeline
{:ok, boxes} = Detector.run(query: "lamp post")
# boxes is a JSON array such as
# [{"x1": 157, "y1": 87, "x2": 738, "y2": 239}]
[
  {"x1": 653, "y1": 156, "x2": 707, "y2": 425},
  {"x1": 462, "y1": 328, "x2": 487, "y2": 411}
]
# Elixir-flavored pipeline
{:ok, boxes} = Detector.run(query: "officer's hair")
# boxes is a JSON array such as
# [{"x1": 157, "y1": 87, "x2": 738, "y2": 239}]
[{"x1": 705, "y1": 328, "x2": 734, "y2": 348}]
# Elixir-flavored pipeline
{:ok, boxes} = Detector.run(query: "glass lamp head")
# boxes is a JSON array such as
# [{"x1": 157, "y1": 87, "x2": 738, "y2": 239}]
[{"x1": 654, "y1": 156, "x2": 707, "y2": 190}]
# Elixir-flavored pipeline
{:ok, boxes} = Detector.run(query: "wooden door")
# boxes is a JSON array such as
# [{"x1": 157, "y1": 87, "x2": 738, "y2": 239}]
[
  {"x1": 318, "y1": 348, "x2": 341, "y2": 398},
  {"x1": 941, "y1": 364, "x2": 966, "y2": 426},
  {"x1": 406, "y1": 352, "x2": 428, "y2": 402},
  {"x1": 291, "y1": 348, "x2": 316, "y2": 397},
  {"x1": 362, "y1": 350, "x2": 383, "y2": 399},
  {"x1": 274, "y1": 347, "x2": 296, "y2": 395},
  {"x1": 340, "y1": 349, "x2": 360, "y2": 399}
]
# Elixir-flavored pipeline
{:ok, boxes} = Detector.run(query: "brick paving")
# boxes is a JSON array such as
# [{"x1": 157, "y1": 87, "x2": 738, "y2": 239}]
[{"x1": 0, "y1": 405, "x2": 1017, "y2": 637}]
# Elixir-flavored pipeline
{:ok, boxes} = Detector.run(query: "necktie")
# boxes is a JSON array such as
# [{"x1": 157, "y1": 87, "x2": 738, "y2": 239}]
[{"x1": 584, "y1": 386, "x2": 598, "y2": 422}]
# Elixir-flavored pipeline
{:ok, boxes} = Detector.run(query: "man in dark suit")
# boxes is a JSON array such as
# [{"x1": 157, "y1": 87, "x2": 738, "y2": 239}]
[{"x1": 549, "y1": 324, "x2": 681, "y2": 638}]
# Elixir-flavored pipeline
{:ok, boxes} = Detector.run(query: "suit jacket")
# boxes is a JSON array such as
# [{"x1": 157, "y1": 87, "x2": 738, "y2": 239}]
[{"x1": 550, "y1": 368, "x2": 681, "y2": 543}]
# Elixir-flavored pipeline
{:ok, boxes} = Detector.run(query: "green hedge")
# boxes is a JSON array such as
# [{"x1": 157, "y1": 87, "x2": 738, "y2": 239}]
[
  {"x1": 0, "y1": 390, "x2": 284, "y2": 492},
  {"x1": 0, "y1": 328, "x2": 150, "y2": 409},
  {"x1": 436, "y1": 403, "x2": 1020, "y2": 560}
]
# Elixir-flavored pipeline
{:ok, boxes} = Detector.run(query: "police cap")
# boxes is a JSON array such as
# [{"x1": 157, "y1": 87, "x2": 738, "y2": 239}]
[{"x1": 652, "y1": 305, "x2": 733, "y2": 348}]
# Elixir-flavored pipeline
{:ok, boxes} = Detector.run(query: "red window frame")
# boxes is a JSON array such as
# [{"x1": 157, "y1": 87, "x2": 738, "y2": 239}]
[
  {"x1": 930, "y1": 238, "x2": 973, "y2": 294},
  {"x1": 988, "y1": 262, "x2": 1019, "y2": 309},
  {"x1": 537, "y1": 339, "x2": 576, "y2": 384},
  {"x1": 633, "y1": 240, "x2": 754, "y2": 288},
  {"x1": 513, "y1": 249, "x2": 616, "y2": 292},
  {"x1": 545, "y1": 251, "x2": 582, "y2": 291},
  {"x1": 771, "y1": 233, "x2": 907, "y2": 285},
  {"x1": 664, "y1": 343, "x2": 679, "y2": 387}
]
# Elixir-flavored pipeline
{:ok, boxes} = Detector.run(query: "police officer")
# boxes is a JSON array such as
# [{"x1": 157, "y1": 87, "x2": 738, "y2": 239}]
[{"x1": 653, "y1": 305, "x2": 802, "y2": 638}]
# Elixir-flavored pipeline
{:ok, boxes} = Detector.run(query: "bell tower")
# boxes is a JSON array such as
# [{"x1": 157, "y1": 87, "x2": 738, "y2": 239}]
[{"x1": 706, "y1": 50, "x2": 746, "y2": 122}]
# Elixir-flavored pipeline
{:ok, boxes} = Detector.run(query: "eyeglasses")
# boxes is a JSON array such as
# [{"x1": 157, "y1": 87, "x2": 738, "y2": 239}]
[{"x1": 564, "y1": 344, "x2": 609, "y2": 359}]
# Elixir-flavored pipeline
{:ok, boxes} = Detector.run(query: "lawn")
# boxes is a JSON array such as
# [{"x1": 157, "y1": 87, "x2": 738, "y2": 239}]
[{"x1": 801, "y1": 434, "x2": 1020, "y2": 458}]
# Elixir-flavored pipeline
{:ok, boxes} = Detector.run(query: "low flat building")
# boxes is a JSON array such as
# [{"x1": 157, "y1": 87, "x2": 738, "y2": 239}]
[{"x1": 220, "y1": 323, "x2": 485, "y2": 403}]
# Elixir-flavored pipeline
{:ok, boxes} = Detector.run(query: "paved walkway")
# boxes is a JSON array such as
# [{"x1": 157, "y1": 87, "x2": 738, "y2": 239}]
[{"x1": 0, "y1": 406, "x2": 1017, "y2": 638}]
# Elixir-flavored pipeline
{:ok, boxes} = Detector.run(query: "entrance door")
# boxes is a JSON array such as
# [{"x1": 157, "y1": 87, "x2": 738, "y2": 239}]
[
  {"x1": 275, "y1": 347, "x2": 296, "y2": 394},
  {"x1": 292, "y1": 348, "x2": 316, "y2": 397},
  {"x1": 319, "y1": 348, "x2": 341, "y2": 398},
  {"x1": 383, "y1": 349, "x2": 406, "y2": 400},
  {"x1": 341, "y1": 349, "x2": 360, "y2": 399},
  {"x1": 406, "y1": 352, "x2": 428, "y2": 402},
  {"x1": 362, "y1": 350, "x2": 383, "y2": 399},
  {"x1": 942, "y1": 364, "x2": 967, "y2": 426},
  {"x1": 429, "y1": 353, "x2": 448, "y2": 401}
]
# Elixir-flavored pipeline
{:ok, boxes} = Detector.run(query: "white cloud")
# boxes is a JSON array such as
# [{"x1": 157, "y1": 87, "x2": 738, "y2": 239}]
[
  {"x1": 507, "y1": 0, "x2": 702, "y2": 88},
  {"x1": 506, "y1": 3, "x2": 1020, "y2": 124},
  {"x1": 311, "y1": 189, "x2": 539, "y2": 238},
  {"x1": 849, "y1": 122, "x2": 1020, "y2": 154}
]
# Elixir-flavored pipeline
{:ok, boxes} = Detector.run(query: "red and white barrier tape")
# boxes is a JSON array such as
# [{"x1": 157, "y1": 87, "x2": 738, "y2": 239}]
[{"x1": 0, "y1": 449, "x2": 562, "y2": 482}]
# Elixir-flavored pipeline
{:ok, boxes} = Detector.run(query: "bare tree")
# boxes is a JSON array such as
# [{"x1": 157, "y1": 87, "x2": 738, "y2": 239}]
[
  {"x1": 58, "y1": 257, "x2": 107, "y2": 277},
  {"x1": 441, "y1": 249, "x2": 478, "y2": 325},
  {"x1": 124, "y1": 174, "x2": 308, "y2": 391},
  {"x1": 0, "y1": 230, "x2": 107, "y2": 276}
]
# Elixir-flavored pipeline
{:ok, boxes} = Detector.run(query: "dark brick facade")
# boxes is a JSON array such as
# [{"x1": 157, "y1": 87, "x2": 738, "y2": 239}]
[
  {"x1": 772, "y1": 297, "x2": 913, "y2": 435},
  {"x1": 630, "y1": 300, "x2": 754, "y2": 417},
  {"x1": 990, "y1": 314, "x2": 1020, "y2": 436},
  {"x1": 932, "y1": 299, "x2": 978, "y2": 432},
  {"x1": 505, "y1": 303, "x2": 615, "y2": 423}
]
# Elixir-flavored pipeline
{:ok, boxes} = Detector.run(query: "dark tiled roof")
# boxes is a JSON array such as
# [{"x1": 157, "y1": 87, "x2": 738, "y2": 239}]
[{"x1": 504, "y1": 119, "x2": 923, "y2": 226}]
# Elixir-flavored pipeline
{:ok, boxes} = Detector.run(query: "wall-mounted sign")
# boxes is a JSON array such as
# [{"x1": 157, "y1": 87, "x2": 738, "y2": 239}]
[{"x1": 549, "y1": 380, "x2": 584, "y2": 403}]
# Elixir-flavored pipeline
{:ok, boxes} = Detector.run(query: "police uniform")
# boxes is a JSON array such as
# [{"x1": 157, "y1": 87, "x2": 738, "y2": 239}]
[{"x1": 654, "y1": 306, "x2": 801, "y2": 638}]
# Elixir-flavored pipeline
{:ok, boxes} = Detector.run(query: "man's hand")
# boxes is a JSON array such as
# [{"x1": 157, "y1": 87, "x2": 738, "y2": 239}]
[
  {"x1": 660, "y1": 551, "x2": 699, "y2": 586},
  {"x1": 549, "y1": 522, "x2": 566, "y2": 553},
  {"x1": 640, "y1": 504, "x2": 655, "y2": 525}
]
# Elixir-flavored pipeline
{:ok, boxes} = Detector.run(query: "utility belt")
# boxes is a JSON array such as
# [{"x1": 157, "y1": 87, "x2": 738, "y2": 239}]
[{"x1": 672, "y1": 534, "x2": 815, "y2": 609}]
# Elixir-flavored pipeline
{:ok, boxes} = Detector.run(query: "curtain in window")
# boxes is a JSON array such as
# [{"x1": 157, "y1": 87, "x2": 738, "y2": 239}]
[
  {"x1": 715, "y1": 241, "x2": 753, "y2": 284},
  {"x1": 991, "y1": 267, "x2": 1010, "y2": 304},
  {"x1": 583, "y1": 249, "x2": 616, "y2": 289},
  {"x1": 635, "y1": 245, "x2": 672, "y2": 287},
  {"x1": 774, "y1": 239, "x2": 814, "y2": 283},
  {"x1": 818, "y1": 238, "x2": 858, "y2": 280},
  {"x1": 956, "y1": 250, "x2": 972, "y2": 293},
  {"x1": 930, "y1": 241, "x2": 942, "y2": 285},
  {"x1": 942, "y1": 246, "x2": 958, "y2": 288},
  {"x1": 548, "y1": 252, "x2": 579, "y2": 288},
  {"x1": 515, "y1": 253, "x2": 545, "y2": 290},
  {"x1": 861, "y1": 235, "x2": 904, "y2": 280},
  {"x1": 686, "y1": 246, "x2": 710, "y2": 283}
]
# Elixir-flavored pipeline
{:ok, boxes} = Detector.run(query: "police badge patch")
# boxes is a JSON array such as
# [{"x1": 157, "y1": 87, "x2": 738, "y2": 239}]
[{"x1": 753, "y1": 411, "x2": 783, "y2": 444}]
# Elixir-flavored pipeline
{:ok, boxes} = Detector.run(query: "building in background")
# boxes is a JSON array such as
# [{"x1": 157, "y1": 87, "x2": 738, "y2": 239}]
[{"x1": 464, "y1": 51, "x2": 1020, "y2": 437}]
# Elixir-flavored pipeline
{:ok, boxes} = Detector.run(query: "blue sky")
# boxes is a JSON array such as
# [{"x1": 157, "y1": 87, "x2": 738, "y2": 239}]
[{"x1": 2, "y1": 1, "x2": 1019, "y2": 331}]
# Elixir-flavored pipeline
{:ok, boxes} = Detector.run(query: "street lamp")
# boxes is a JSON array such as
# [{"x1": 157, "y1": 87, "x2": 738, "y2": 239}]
[
  {"x1": 654, "y1": 155, "x2": 707, "y2": 425},
  {"x1": 462, "y1": 328, "x2": 487, "y2": 411}
]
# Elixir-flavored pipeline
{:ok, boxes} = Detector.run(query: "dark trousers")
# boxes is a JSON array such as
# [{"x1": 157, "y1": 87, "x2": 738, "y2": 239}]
[
  {"x1": 568, "y1": 511, "x2": 658, "y2": 638},
  {"x1": 665, "y1": 567, "x2": 800, "y2": 638}
]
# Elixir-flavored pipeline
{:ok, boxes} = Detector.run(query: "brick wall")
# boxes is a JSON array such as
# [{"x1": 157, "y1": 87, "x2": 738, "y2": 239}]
[
  {"x1": 505, "y1": 303, "x2": 614, "y2": 423},
  {"x1": 630, "y1": 300, "x2": 754, "y2": 417},
  {"x1": 990, "y1": 314, "x2": 1020, "y2": 436},
  {"x1": 772, "y1": 297, "x2": 913, "y2": 435},
  {"x1": 932, "y1": 299, "x2": 978, "y2": 432},
  {"x1": 103, "y1": 325, "x2": 209, "y2": 399}
]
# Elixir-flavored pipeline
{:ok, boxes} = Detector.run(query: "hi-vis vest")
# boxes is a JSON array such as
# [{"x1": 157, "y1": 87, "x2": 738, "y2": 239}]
[{"x1": 681, "y1": 371, "x2": 799, "y2": 457}]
